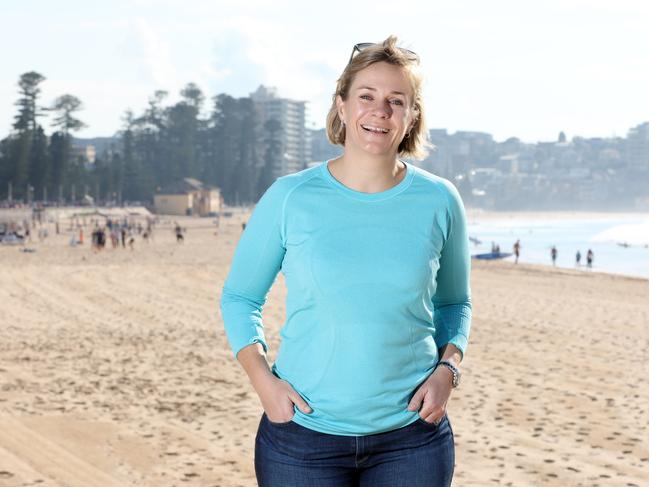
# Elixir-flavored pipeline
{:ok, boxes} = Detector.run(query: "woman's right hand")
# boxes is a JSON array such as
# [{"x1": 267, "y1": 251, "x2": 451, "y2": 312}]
[{"x1": 256, "y1": 374, "x2": 312, "y2": 423}]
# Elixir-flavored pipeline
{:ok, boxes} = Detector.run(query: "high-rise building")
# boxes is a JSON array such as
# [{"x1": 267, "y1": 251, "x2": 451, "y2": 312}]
[
  {"x1": 627, "y1": 122, "x2": 649, "y2": 169},
  {"x1": 251, "y1": 85, "x2": 309, "y2": 178}
]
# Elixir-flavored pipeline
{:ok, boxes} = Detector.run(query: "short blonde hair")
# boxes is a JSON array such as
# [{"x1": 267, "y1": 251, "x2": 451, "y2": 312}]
[{"x1": 326, "y1": 36, "x2": 429, "y2": 160}]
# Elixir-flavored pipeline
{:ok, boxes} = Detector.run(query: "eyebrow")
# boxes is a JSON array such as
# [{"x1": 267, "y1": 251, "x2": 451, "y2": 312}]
[{"x1": 356, "y1": 85, "x2": 407, "y2": 96}]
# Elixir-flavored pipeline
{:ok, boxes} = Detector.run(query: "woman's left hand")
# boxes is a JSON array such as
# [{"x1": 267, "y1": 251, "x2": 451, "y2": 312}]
[{"x1": 407, "y1": 365, "x2": 454, "y2": 424}]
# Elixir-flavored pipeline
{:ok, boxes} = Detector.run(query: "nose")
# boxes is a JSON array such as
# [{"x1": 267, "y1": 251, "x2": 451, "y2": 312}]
[{"x1": 372, "y1": 99, "x2": 392, "y2": 118}]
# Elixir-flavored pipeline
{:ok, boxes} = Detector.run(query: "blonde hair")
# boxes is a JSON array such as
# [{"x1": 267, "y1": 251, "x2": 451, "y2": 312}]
[{"x1": 326, "y1": 35, "x2": 429, "y2": 160}]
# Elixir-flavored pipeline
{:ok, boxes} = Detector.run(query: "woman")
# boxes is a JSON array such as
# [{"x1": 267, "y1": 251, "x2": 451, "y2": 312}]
[{"x1": 221, "y1": 36, "x2": 471, "y2": 486}]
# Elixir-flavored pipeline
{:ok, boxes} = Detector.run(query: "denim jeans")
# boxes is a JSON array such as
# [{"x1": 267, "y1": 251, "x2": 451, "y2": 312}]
[{"x1": 255, "y1": 412, "x2": 455, "y2": 486}]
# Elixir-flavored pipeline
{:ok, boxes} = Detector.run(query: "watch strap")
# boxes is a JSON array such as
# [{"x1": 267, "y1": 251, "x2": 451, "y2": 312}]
[{"x1": 436, "y1": 360, "x2": 460, "y2": 388}]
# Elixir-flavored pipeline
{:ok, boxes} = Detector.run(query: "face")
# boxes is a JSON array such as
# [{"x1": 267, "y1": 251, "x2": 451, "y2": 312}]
[{"x1": 337, "y1": 61, "x2": 416, "y2": 157}]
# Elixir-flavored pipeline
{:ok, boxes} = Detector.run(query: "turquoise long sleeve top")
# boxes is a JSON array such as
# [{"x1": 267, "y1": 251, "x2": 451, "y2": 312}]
[{"x1": 220, "y1": 160, "x2": 472, "y2": 436}]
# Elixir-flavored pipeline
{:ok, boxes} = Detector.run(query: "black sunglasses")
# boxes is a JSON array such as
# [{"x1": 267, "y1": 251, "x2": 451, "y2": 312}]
[{"x1": 348, "y1": 42, "x2": 419, "y2": 64}]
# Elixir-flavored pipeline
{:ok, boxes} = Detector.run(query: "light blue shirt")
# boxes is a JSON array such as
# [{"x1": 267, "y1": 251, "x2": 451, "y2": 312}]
[{"x1": 221, "y1": 161, "x2": 472, "y2": 436}]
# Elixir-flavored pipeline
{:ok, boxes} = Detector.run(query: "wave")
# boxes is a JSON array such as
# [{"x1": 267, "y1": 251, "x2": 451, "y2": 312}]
[{"x1": 590, "y1": 220, "x2": 649, "y2": 246}]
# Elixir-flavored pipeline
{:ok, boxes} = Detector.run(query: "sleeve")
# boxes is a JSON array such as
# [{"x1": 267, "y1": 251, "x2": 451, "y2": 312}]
[
  {"x1": 432, "y1": 181, "x2": 472, "y2": 359},
  {"x1": 220, "y1": 178, "x2": 289, "y2": 359}
]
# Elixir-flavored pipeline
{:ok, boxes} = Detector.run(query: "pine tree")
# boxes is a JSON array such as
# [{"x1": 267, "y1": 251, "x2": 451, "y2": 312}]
[
  {"x1": 163, "y1": 83, "x2": 205, "y2": 183},
  {"x1": 120, "y1": 110, "x2": 143, "y2": 202},
  {"x1": 50, "y1": 94, "x2": 87, "y2": 201},
  {"x1": 49, "y1": 132, "x2": 66, "y2": 202},
  {"x1": 6, "y1": 72, "x2": 47, "y2": 200},
  {"x1": 13, "y1": 71, "x2": 46, "y2": 132},
  {"x1": 257, "y1": 118, "x2": 282, "y2": 200},
  {"x1": 28, "y1": 126, "x2": 50, "y2": 201},
  {"x1": 51, "y1": 95, "x2": 87, "y2": 135},
  {"x1": 236, "y1": 97, "x2": 260, "y2": 203},
  {"x1": 134, "y1": 91, "x2": 168, "y2": 194}
]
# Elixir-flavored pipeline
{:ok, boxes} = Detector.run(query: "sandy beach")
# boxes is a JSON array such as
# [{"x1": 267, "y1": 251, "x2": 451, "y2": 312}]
[{"x1": 1, "y1": 210, "x2": 648, "y2": 486}]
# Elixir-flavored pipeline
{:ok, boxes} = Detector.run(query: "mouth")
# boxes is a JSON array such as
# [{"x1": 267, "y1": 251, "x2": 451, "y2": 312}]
[{"x1": 361, "y1": 124, "x2": 390, "y2": 134}]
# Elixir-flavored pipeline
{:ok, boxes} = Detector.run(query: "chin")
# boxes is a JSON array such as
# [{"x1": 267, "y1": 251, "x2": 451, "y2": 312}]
[{"x1": 359, "y1": 143, "x2": 398, "y2": 157}]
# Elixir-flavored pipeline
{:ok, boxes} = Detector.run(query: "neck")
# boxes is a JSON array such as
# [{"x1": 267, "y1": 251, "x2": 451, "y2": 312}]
[{"x1": 329, "y1": 146, "x2": 406, "y2": 194}]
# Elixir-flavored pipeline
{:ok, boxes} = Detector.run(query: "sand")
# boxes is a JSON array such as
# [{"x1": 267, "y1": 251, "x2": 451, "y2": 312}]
[{"x1": 0, "y1": 210, "x2": 647, "y2": 486}]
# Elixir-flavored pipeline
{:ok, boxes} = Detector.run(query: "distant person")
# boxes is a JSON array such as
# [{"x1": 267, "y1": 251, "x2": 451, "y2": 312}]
[
  {"x1": 146, "y1": 219, "x2": 154, "y2": 241},
  {"x1": 175, "y1": 223, "x2": 184, "y2": 243},
  {"x1": 513, "y1": 239, "x2": 521, "y2": 264},
  {"x1": 551, "y1": 246, "x2": 558, "y2": 266},
  {"x1": 121, "y1": 227, "x2": 127, "y2": 248},
  {"x1": 91, "y1": 227, "x2": 99, "y2": 251},
  {"x1": 586, "y1": 249, "x2": 594, "y2": 269},
  {"x1": 575, "y1": 250, "x2": 581, "y2": 267},
  {"x1": 98, "y1": 227, "x2": 107, "y2": 250},
  {"x1": 242, "y1": 221, "x2": 247, "y2": 232},
  {"x1": 111, "y1": 228, "x2": 119, "y2": 248}
]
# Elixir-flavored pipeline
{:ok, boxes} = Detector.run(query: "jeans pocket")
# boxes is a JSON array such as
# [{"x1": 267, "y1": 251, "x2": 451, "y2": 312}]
[
  {"x1": 263, "y1": 411, "x2": 295, "y2": 427},
  {"x1": 416, "y1": 412, "x2": 447, "y2": 429}
]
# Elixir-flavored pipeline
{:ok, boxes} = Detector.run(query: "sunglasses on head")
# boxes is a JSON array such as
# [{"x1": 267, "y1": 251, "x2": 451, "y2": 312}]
[{"x1": 348, "y1": 42, "x2": 419, "y2": 64}]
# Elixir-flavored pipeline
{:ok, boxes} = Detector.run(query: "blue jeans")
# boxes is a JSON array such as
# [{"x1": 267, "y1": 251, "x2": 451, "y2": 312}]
[{"x1": 255, "y1": 412, "x2": 455, "y2": 486}]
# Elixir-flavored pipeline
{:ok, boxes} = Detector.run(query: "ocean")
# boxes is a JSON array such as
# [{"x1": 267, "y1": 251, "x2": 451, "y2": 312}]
[{"x1": 466, "y1": 213, "x2": 649, "y2": 279}]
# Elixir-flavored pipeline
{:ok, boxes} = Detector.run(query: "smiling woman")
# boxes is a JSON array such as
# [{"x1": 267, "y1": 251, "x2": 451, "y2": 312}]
[
  {"x1": 327, "y1": 36, "x2": 428, "y2": 161},
  {"x1": 220, "y1": 35, "x2": 471, "y2": 487}
]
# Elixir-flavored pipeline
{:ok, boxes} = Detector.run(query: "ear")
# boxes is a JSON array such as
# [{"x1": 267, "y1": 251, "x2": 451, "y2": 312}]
[
  {"x1": 408, "y1": 112, "x2": 419, "y2": 133},
  {"x1": 335, "y1": 94, "x2": 345, "y2": 122}
]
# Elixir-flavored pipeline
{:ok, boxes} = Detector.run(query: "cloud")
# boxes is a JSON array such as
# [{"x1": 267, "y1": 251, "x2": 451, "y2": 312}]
[
  {"x1": 199, "y1": 16, "x2": 342, "y2": 126},
  {"x1": 2, "y1": 0, "x2": 648, "y2": 141},
  {"x1": 134, "y1": 18, "x2": 178, "y2": 88}
]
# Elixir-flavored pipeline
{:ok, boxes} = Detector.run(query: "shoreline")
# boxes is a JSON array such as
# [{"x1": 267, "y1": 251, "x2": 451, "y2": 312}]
[
  {"x1": 472, "y1": 258, "x2": 649, "y2": 283},
  {"x1": 466, "y1": 208, "x2": 649, "y2": 221}
]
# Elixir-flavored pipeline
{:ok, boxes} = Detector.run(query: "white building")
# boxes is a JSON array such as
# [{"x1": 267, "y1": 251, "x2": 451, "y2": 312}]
[
  {"x1": 251, "y1": 85, "x2": 309, "y2": 178},
  {"x1": 627, "y1": 122, "x2": 649, "y2": 169}
]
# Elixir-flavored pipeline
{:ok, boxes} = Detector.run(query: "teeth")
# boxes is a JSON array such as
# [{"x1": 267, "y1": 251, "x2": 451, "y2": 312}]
[{"x1": 362, "y1": 125, "x2": 389, "y2": 133}]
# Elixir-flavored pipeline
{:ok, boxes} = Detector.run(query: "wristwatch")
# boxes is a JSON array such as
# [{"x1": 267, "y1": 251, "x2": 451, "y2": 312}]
[{"x1": 436, "y1": 360, "x2": 461, "y2": 388}]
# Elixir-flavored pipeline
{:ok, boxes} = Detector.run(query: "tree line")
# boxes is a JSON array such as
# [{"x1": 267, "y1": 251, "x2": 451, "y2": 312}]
[{"x1": 0, "y1": 71, "x2": 282, "y2": 206}]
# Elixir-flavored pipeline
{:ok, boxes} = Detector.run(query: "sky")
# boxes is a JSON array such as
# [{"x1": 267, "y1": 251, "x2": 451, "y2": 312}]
[{"x1": 1, "y1": 0, "x2": 648, "y2": 143}]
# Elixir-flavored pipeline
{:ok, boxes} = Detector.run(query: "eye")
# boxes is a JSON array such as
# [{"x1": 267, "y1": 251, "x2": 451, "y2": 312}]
[
  {"x1": 360, "y1": 94, "x2": 372, "y2": 101},
  {"x1": 390, "y1": 99, "x2": 404, "y2": 106}
]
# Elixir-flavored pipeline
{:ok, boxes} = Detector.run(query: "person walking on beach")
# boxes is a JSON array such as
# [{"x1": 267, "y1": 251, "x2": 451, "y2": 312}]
[
  {"x1": 575, "y1": 250, "x2": 581, "y2": 267},
  {"x1": 551, "y1": 246, "x2": 558, "y2": 266},
  {"x1": 91, "y1": 226, "x2": 99, "y2": 251},
  {"x1": 513, "y1": 239, "x2": 521, "y2": 264},
  {"x1": 175, "y1": 222, "x2": 184, "y2": 243},
  {"x1": 221, "y1": 36, "x2": 470, "y2": 487},
  {"x1": 111, "y1": 228, "x2": 119, "y2": 248},
  {"x1": 586, "y1": 249, "x2": 594, "y2": 269}
]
